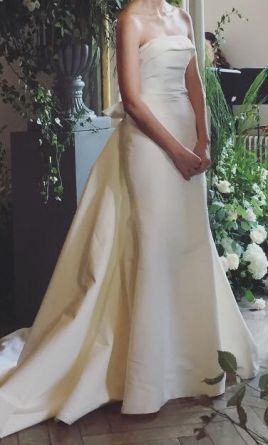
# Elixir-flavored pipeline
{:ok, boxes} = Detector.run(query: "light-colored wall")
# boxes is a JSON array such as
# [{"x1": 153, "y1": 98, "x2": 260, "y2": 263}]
[{"x1": 204, "y1": 0, "x2": 268, "y2": 68}]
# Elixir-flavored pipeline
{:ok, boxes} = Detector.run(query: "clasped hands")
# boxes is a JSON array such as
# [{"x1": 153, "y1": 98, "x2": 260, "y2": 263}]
[{"x1": 170, "y1": 139, "x2": 211, "y2": 181}]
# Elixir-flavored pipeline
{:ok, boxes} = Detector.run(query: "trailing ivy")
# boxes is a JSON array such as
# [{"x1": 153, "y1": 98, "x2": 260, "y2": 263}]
[{"x1": 0, "y1": 0, "x2": 124, "y2": 202}]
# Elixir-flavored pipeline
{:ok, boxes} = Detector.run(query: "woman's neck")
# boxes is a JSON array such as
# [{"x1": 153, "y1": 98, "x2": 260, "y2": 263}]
[{"x1": 130, "y1": 0, "x2": 173, "y2": 15}]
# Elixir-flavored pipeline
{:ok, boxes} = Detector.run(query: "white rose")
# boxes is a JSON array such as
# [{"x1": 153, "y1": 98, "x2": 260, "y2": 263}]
[
  {"x1": 243, "y1": 243, "x2": 268, "y2": 280},
  {"x1": 220, "y1": 256, "x2": 229, "y2": 272},
  {"x1": 251, "y1": 298, "x2": 266, "y2": 310},
  {"x1": 226, "y1": 253, "x2": 239, "y2": 270},
  {"x1": 245, "y1": 208, "x2": 257, "y2": 222},
  {"x1": 216, "y1": 180, "x2": 233, "y2": 194},
  {"x1": 250, "y1": 225, "x2": 267, "y2": 245},
  {"x1": 23, "y1": 0, "x2": 40, "y2": 12}
]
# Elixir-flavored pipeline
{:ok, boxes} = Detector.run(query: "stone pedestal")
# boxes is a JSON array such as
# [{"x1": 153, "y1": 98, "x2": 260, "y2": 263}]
[{"x1": 11, "y1": 116, "x2": 113, "y2": 326}]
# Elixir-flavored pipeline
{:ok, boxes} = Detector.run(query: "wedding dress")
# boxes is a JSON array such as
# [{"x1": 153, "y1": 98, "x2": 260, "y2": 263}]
[{"x1": 0, "y1": 34, "x2": 259, "y2": 438}]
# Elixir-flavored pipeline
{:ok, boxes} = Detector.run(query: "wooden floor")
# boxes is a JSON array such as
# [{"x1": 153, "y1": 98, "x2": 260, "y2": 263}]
[{"x1": 0, "y1": 302, "x2": 267, "y2": 445}]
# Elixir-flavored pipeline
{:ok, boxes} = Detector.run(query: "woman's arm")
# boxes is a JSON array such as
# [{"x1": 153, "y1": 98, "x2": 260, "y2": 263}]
[
  {"x1": 116, "y1": 11, "x2": 201, "y2": 180},
  {"x1": 183, "y1": 11, "x2": 211, "y2": 147}
]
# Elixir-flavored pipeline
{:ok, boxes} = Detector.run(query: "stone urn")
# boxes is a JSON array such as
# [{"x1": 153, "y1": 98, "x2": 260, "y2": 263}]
[{"x1": 54, "y1": 42, "x2": 98, "y2": 120}]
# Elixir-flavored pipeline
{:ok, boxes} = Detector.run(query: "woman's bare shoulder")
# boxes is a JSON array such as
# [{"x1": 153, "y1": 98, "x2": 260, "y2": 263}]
[
  {"x1": 116, "y1": 5, "x2": 143, "y2": 34},
  {"x1": 171, "y1": 6, "x2": 193, "y2": 37},
  {"x1": 176, "y1": 7, "x2": 193, "y2": 26}
]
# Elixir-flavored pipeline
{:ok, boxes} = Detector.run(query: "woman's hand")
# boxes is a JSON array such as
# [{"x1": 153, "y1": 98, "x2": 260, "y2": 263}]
[
  {"x1": 169, "y1": 146, "x2": 202, "y2": 181},
  {"x1": 193, "y1": 139, "x2": 211, "y2": 174}
]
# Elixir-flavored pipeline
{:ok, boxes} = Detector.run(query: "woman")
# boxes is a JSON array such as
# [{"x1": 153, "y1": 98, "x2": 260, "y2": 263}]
[
  {"x1": 205, "y1": 31, "x2": 231, "y2": 68},
  {"x1": 0, "y1": 0, "x2": 259, "y2": 438}
]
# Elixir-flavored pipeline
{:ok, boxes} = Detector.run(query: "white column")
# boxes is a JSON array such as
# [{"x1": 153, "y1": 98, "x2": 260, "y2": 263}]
[
  {"x1": 181, "y1": 0, "x2": 189, "y2": 10},
  {"x1": 188, "y1": 0, "x2": 205, "y2": 74}
]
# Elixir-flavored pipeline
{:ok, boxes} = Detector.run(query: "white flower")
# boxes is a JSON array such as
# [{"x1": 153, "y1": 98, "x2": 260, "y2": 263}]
[
  {"x1": 23, "y1": 0, "x2": 40, "y2": 12},
  {"x1": 254, "y1": 190, "x2": 266, "y2": 206},
  {"x1": 36, "y1": 117, "x2": 42, "y2": 125},
  {"x1": 221, "y1": 237, "x2": 234, "y2": 252},
  {"x1": 252, "y1": 183, "x2": 260, "y2": 193},
  {"x1": 243, "y1": 243, "x2": 268, "y2": 280},
  {"x1": 54, "y1": 117, "x2": 62, "y2": 126},
  {"x1": 250, "y1": 225, "x2": 267, "y2": 245},
  {"x1": 245, "y1": 207, "x2": 257, "y2": 222},
  {"x1": 220, "y1": 256, "x2": 229, "y2": 272},
  {"x1": 212, "y1": 175, "x2": 218, "y2": 186},
  {"x1": 251, "y1": 298, "x2": 266, "y2": 310},
  {"x1": 231, "y1": 96, "x2": 237, "y2": 103},
  {"x1": 227, "y1": 211, "x2": 238, "y2": 221},
  {"x1": 226, "y1": 253, "x2": 239, "y2": 270},
  {"x1": 231, "y1": 164, "x2": 237, "y2": 174},
  {"x1": 216, "y1": 180, "x2": 233, "y2": 194},
  {"x1": 260, "y1": 168, "x2": 268, "y2": 182},
  {"x1": 252, "y1": 183, "x2": 266, "y2": 206}
]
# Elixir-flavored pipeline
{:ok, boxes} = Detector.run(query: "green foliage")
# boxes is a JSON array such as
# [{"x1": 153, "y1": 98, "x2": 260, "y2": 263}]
[
  {"x1": 205, "y1": 63, "x2": 234, "y2": 167},
  {"x1": 218, "y1": 350, "x2": 238, "y2": 374},
  {"x1": 198, "y1": 351, "x2": 268, "y2": 444},
  {"x1": 168, "y1": 0, "x2": 182, "y2": 5},
  {"x1": 213, "y1": 8, "x2": 248, "y2": 50},
  {"x1": 205, "y1": 63, "x2": 268, "y2": 301},
  {"x1": 0, "y1": 0, "x2": 122, "y2": 202}
]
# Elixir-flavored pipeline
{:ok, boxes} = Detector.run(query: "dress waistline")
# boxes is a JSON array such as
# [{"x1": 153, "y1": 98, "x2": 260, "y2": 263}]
[{"x1": 102, "y1": 91, "x2": 189, "y2": 119}]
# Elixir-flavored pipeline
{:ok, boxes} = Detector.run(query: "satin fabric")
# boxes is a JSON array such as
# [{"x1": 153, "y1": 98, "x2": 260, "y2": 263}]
[{"x1": 0, "y1": 35, "x2": 259, "y2": 438}]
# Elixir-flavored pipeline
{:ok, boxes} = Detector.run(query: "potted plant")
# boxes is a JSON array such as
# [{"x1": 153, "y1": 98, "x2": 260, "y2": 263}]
[{"x1": 0, "y1": 0, "x2": 123, "y2": 201}]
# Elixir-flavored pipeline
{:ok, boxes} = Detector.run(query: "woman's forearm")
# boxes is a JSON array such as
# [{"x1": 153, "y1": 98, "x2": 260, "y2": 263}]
[
  {"x1": 123, "y1": 96, "x2": 188, "y2": 157},
  {"x1": 187, "y1": 77, "x2": 210, "y2": 143}
]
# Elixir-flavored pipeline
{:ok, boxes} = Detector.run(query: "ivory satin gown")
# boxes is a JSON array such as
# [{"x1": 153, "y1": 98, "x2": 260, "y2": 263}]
[{"x1": 0, "y1": 35, "x2": 259, "y2": 438}]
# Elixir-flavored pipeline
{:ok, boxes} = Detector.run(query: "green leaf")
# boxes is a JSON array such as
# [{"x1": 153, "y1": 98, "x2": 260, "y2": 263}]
[
  {"x1": 217, "y1": 208, "x2": 226, "y2": 222},
  {"x1": 236, "y1": 204, "x2": 247, "y2": 218},
  {"x1": 241, "y1": 220, "x2": 251, "y2": 231},
  {"x1": 227, "y1": 383, "x2": 246, "y2": 407},
  {"x1": 260, "y1": 390, "x2": 268, "y2": 400},
  {"x1": 202, "y1": 372, "x2": 225, "y2": 385},
  {"x1": 218, "y1": 350, "x2": 237, "y2": 373},
  {"x1": 237, "y1": 405, "x2": 247, "y2": 427},
  {"x1": 259, "y1": 374, "x2": 268, "y2": 390},
  {"x1": 264, "y1": 407, "x2": 268, "y2": 426},
  {"x1": 213, "y1": 201, "x2": 225, "y2": 208},
  {"x1": 244, "y1": 289, "x2": 255, "y2": 303}
]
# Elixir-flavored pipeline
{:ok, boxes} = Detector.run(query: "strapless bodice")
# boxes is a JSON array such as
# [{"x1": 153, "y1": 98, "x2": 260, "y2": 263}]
[
  {"x1": 103, "y1": 34, "x2": 196, "y2": 118},
  {"x1": 139, "y1": 35, "x2": 196, "y2": 97}
]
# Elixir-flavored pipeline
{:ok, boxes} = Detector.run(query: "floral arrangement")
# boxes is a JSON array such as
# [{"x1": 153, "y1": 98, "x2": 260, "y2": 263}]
[
  {"x1": 209, "y1": 136, "x2": 268, "y2": 307},
  {"x1": 205, "y1": 42, "x2": 268, "y2": 308}
]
